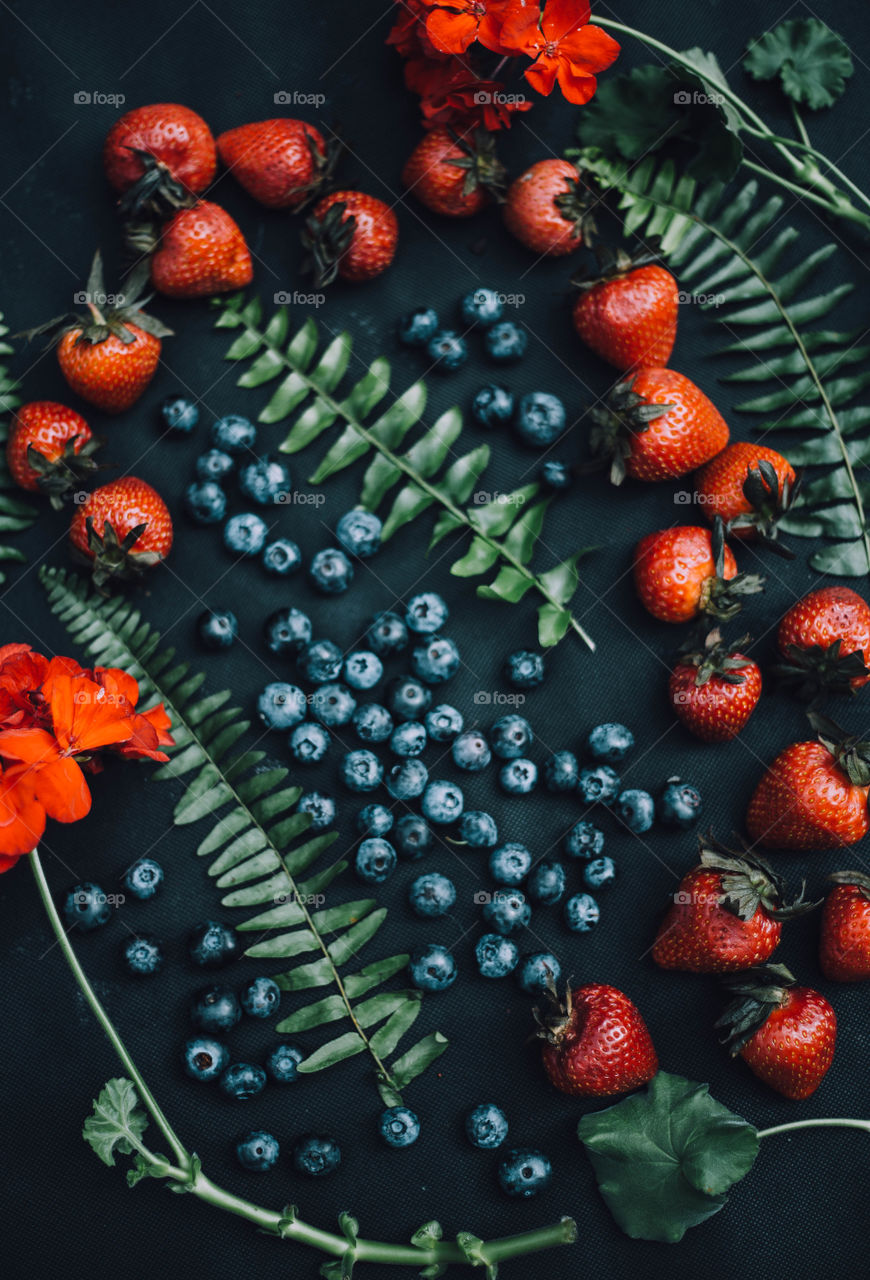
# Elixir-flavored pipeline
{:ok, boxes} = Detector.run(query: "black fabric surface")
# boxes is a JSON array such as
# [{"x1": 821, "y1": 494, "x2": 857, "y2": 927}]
[{"x1": 1, "y1": 2, "x2": 869, "y2": 1278}]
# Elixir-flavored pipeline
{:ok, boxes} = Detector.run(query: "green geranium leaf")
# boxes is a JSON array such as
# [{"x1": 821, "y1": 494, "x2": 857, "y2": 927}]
[
  {"x1": 577, "y1": 1073, "x2": 759, "y2": 1243},
  {"x1": 83, "y1": 1078, "x2": 149, "y2": 1167},
  {"x1": 744, "y1": 20, "x2": 853, "y2": 109}
]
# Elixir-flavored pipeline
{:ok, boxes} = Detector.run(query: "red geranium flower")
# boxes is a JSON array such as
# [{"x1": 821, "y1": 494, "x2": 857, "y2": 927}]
[
  {"x1": 446, "y1": 77, "x2": 533, "y2": 129},
  {"x1": 421, "y1": 0, "x2": 520, "y2": 55},
  {"x1": 499, "y1": 0, "x2": 620, "y2": 104},
  {"x1": 0, "y1": 763, "x2": 46, "y2": 864}
]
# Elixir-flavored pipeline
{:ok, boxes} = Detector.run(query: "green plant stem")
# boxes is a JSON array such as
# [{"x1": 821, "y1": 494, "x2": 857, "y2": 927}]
[
  {"x1": 790, "y1": 101, "x2": 812, "y2": 151},
  {"x1": 759, "y1": 1118, "x2": 870, "y2": 1140}
]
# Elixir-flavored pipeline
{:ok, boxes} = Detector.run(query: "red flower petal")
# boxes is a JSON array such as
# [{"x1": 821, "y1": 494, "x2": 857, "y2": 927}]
[
  {"x1": 29, "y1": 756, "x2": 91, "y2": 823},
  {"x1": 541, "y1": 0, "x2": 591, "y2": 41},
  {"x1": 0, "y1": 727, "x2": 61, "y2": 767},
  {"x1": 524, "y1": 55, "x2": 559, "y2": 97},
  {"x1": 0, "y1": 765, "x2": 45, "y2": 858},
  {"x1": 557, "y1": 22, "x2": 620, "y2": 72},
  {"x1": 43, "y1": 674, "x2": 135, "y2": 755},
  {"x1": 426, "y1": 7, "x2": 479, "y2": 54}
]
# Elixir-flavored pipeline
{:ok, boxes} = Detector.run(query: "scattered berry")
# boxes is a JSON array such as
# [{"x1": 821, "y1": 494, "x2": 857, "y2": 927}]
[
  {"x1": 584, "y1": 857, "x2": 617, "y2": 891},
  {"x1": 290, "y1": 722, "x2": 331, "y2": 765},
  {"x1": 211, "y1": 414, "x2": 256, "y2": 454},
  {"x1": 183, "y1": 1036, "x2": 229, "y2": 1082},
  {"x1": 564, "y1": 822, "x2": 604, "y2": 859},
  {"x1": 484, "y1": 321, "x2": 527, "y2": 363},
  {"x1": 391, "y1": 721, "x2": 427, "y2": 757},
  {"x1": 489, "y1": 842, "x2": 532, "y2": 886},
  {"x1": 336, "y1": 509, "x2": 382, "y2": 559},
  {"x1": 475, "y1": 933, "x2": 519, "y2": 978},
  {"x1": 406, "y1": 592, "x2": 448, "y2": 634},
  {"x1": 426, "y1": 704, "x2": 464, "y2": 741},
  {"x1": 122, "y1": 935, "x2": 164, "y2": 976},
  {"x1": 461, "y1": 288, "x2": 504, "y2": 327},
  {"x1": 379, "y1": 1106, "x2": 420, "y2": 1148},
  {"x1": 452, "y1": 729, "x2": 491, "y2": 771},
  {"x1": 265, "y1": 1043, "x2": 304, "y2": 1083},
  {"x1": 124, "y1": 858, "x2": 164, "y2": 900},
  {"x1": 564, "y1": 892, "x2": 600, "y2": 932},
  {"x1": 490, "y1": 714, "x2": 533, "y2": 760},
  {"x1": 223, "y1": 512, "x2": 268, "y2": 556},
  {"x1": 356, "y1": 838, "x2": 397, "y2": 883},
  {"x1": 614, "y1": 789, "x2": 655, "y2": 834},
  {"x1": 385, "y1": 758, "x2": 429, "y2": 800},
  {"x1": 188, "y1": 920, "x2": 240, "y2": 968},
  {"x1": 298, "y1": 638, "x2": 343, "y2": 684},
  {"x1": 498, "y1": 1149, "x2": 552, "y2": 1198},
  {"x1": 409, "y1": 943, "x2": 458, "y2": 991},
  {"x1": 394, "y1": 814, "x2": 433, "y2": 859},
  {"x1": 236, "y1": 1131, "x2": 280, "y2": 1172},
  {"x1": 499, "y1": 758, "x2": 537, "y2": 795},
  {"x1": 340, "y1": 750, "x2": 384, "y2": 793},
  {"x1": 386, "y1": 676, "x2": 432, "y2": 720},
  {"x1": 196, "y1": 448, "x2": 235, "y2": 484},
  {"x1": 160, "y1": 395, "x2": 199, "y2": 434},
  {"x1": 504, "y1": 650, "x2": 544, "y2": 689},
  {"x1": 587, "y1": 723, "x2": 634, "y2": 763},
  {"x1": 310, "y1": 682, "x2": 357, "y2": 727},
  {"x1": 458, "y1": 810, "x2": 498, "y2": 848},
  {"x1": 527, "y1": 861, "x2": 566, "y2": 906},
  {"x1": 466, "y1": 1103, "x2": 508, "y2": 1149},
  {"x1": 309, "y1": 547, "x2": 354, "y2": 594},
  {"x1": 483, "y1": 889, "x2": 530, "y2": 935},
  {"x1": 63, "y1": 882, "x2": 112, "y2": 932},
  {"x1": 240, "y1": 977, "x2": 281, "y2": 1019},
  {"x1": 543, "y1": 751, "x2": 578, "y2": 792},
  {"x1": 517, "y1": 952, "x2": 561, "y2": 995},
  {"x1": 398, "y1": 307, "x2": 439, "y2": 347},
  {"x1": 220, "y1": 1063, "x2": 267, "y2": 1101},
  {"x1": 190, "y1": 986, "x2": 241, "y2": 1033},
  {"x1": 296, "y1": 792, "x2": 336, "y2": 830},
  {"x1": 514, "y1": 392, "x2": 566, "y2": 448},
  {"x1": 344, "y1": 650, "x2": 384, "y2": 691},
  {"x1": 263, "y1": 607, "x2": 311, "y2": 655},
  {"x1": 409, "y1": 872, "x2": 456, "y2": 918},
  {"x1": 262, "y1": 538, "x2": 302, "y2": 576},
  {"x1": 411, "y1": 635, "x2": 461, "y2": 685},
  {"x1": 185, "y1": 480, "x2": 227, "y2": 525},
  {"x1": 540, "y1": 459, "x2": 572, "y2": 491},
  {"x1": 422, "y1": 779, "x2": 465, "y2": 824},
  {"x1": 257, "y1": 681, "x2": 306, "y2": 732},
  {"x1": 577, "y1": 765, "x2": 621, "y2": 805},
  {"x1": 471, "y1": 384, "x2": 513, "y2": 428},
  {"x1": 427, "y1": 329, "x2": 469, "y2": 372},
  {"x1": 292, "y1": 1134, "x2": 341, "y2": 1177},
  {"x1": 367, "y1": 610, "x2": 409, "y2": 655},
  {"x1": 198, "y1": 609, "x2": 238, "y2": 650},
  {"x1": 352, "y1": 702, "x2": 394, "y2": 743},
  {"x1": 658, "y1": 780, "x2": 702, "y2": 829}
]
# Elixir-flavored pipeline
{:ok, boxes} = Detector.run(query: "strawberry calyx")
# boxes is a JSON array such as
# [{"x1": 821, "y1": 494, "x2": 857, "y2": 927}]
[
  {"x1": 552, "y1": 168, "x2": 597, "y2": 245},
  {"x1": 300, "y1": 201, "x2": 356, "y2": 288},
  {"x1": 728, "y1": 459, "x2": 800, "y2": 556},
  {"x1": 715, "y1": 963, "x2": 796, "y2": 1055},
  {"x1": 696, "y1": 832, "x2": 814, "y2": 922},
  {"x1": 677, "y1": 627, "x2": 754, "y2": 688},
  {"x1": 773, "y1": 639, "x2": 869, "y2": 703},
  {"x1": 531, "y1": 972, "x2": 575, "y2": 1048},
  {"x1": 586, "y1": 376, "x2": 674, "y2": 486},
  {"x1": 25, "y1": 435, "x2": 103, "y2": 509},
  {"x1": 700, "y1": 518, "x2": 765, "y2": 623},
  {"x1": 116, "y1": 148, "x2": 197, "y2": 220},
  {"x1": 569, "y1": 240, "x2": 665, "y2": 293},
  {"x1": 828, "y1": 869, "x2": 870, "y2": 900},
  {"x1": 287, "y1": 129, "x2": 344, "y2": 212},
  {"x1": 443, "y1": 127, "x2": 507, "y2": 203},
  {"x1": 74, "y1": 518, "x2": 163, "y2": 594},
  {"x1": 18, "y1": 252, "x2": 173, "y2": 349},
  {"x1": 808, "y1": 710, "x2": 870, "y2": 787}
]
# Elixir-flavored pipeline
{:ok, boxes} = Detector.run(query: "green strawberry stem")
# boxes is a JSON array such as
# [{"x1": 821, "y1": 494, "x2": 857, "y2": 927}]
[
  {"x1": 759, "y1": 1118, "x2": 870, "y2": 1139},
  {"x1": 29, "y1": 846, "x2": 577, "y2": 1272}
]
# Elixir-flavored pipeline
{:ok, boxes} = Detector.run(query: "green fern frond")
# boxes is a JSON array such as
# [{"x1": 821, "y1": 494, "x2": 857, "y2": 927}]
[
  {"x1": 0, "y1": 312, "x2": 37, "y2": 583},
  {"x1": 39, "y1": 566, "x2": 447, "y2": 1105},
  {"x1": 573, "y1": 148, "x2": 870, "y2": 577},
  {"x1": 211, "y1": 296, "x2": 597, "y2": 650}
]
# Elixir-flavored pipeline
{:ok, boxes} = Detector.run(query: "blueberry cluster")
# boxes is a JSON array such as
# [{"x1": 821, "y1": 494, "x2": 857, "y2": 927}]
[{"x1": 62, "y1": 864, "x2": 167, "y2": 976}]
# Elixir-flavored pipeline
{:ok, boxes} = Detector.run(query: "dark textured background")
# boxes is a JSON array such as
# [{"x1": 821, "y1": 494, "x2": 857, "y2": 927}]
[{"x1": 2, "y1": 2, "x2": 869, "y2": 1278}]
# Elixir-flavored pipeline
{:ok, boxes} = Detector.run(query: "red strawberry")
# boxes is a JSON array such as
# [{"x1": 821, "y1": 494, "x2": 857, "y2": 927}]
[
  {"x1": 652, "y1": 836, "x2": 812, "y2": 973},
  {"x1": 716, "y1": 965, "x2": 836, "y2": 1100},
  {"x1": 694, "y1": 442, "x2": 797, "y2": 548},
  {"x1": 588, "y1": 369, "x2": 730, "y2": 484},
  {"x1": 216, "y1": 118, "x2": 331, "y2": 210},
  {"x1": 402, "y1": 127, "x2": 505, "y2": 218},
  {"x1": 634, "y1": 520, "x2": 762, "y2": 625},
  {"x1": 69, "y1": 476, "x2": 173, "y2": 590},
  {"x1": 819, "y1": 871, "x2": 870, "y2": 981},
  {"x1": 6, "y1": 401, "x2": 100, "y2": 506},
  {"x1": 149, "y1": 201, "x2": 253, "y2": 299},
  {"x1": 303, "y1": 191, "x2": 399, "y2": 284},
  {"x1": 503, "y1": 159, "x2": 594, "y2": 257},
  {"x1": 774, "y1": 586, "x2": 870, "y2": 699},
  {"x1": 746, "y1": 713, "x2": 870, "y2": 851},
  {"x1": 534, "y1": 980, "x2": 658, "y2": 1098},
  {"x1": 669, "y1": 628, "x2": 762, "y2": 742},
  {"x1": 571, "y1": 250, "x2": 678, "y2": 373},
  {"x1": 103, "y1": 103, "x2": 216, "y2": 211}
]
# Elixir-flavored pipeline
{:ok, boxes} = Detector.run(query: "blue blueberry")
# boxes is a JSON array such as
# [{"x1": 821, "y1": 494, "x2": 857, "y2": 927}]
[
  {"x1": 121, "y1": 934, "x2": 164, "y2": 976},
  {"x1": 516, "y1": 952, "x2": 561, "y2": 995},
  {"x1": 411, "y1": 635, "x2": 460, "y2": 685},
  {"x1": 577, "y1": 765, "x2": 621, "y2": 805},
  {"x1": 405, "y1": 592, "x2": 448, "y2": 635},
  {"x1": 475, "y1": 933, "x2": 519, "y2": 978},
  {"x1": 356, "y1": 804, "x2": 394, "y2": 838},
  {"x1": 190, "y1": 986, "x2": 241, "y2": 1033},
  {"x1": 526, "y1": 861, "x2": 566, "y2": 906},
  {"x1": 484, "y1": 321, "x2": 527, "y2": 364},
  {"x1": 540, "y1": 459, "x2": 573, "y2": 491},
  {"x1": 658, "y1": 779, "x2": 702, "y2": 829},
  {"x1": 489, "y1": 842, "x2": 532, "y2": 886},
  {"x1": 543, "y1": 750, "x2": 578, "y2": 793},
  {"x1": 293, "y1": 1135, "x2": 341, "y2": 1178},
  {"x1": 379, "y1": 1106, "x2": 420, "y2": 1148},
  {"x1": 160, "y1": 394, "x2": 199, "y2": 433},
  {"x1": 452, "y1": 730, "x2": 491, "y2": 772},
  {"x1": 490, "y1": 714, "x2": 533, "y2": 760},
  {"x1": 298, "y1": 638, "x2": 343, "y2": 685},
  {"x1": 587, "y1": 722, "x2": 634, "y2": 764},
  {"x1": 124, "y1": 857, "x2": 164, "y2": 900},
  {"x1": 366, "y1": 611, "x2": 409, "y2": 656},
  {"x1": 310, "y1": 683, "x2": 357, "y2": 727},
  {"x1": 386, "y1": 676, "x2": 432, "y2": 721},
  {"x1": 63, "y1": 882, "x2": 112, "y2": 932},
  {"x1": 409, "y1": 943, "x2": 457, "y2": 992},
  {"x1": 220, "y1": 1063, "x2": 267, "y2": 1101},
  {"x1": 265, "y1": 1043, "x2": 304, "y2": 1083},
  {"x1": 198, "y1": 608, "x2": 238, "y2": 650},
  {"x1": 290, "y1": 722, "x2": 330, "y2": 764},
  {"x1": 504, "y1": 650, "x2": 545, "y2": 689},
  {"x1": 240, "y1": 976, "x2": 281, "y2": 1019},
  {"x1": 257, "y1": 681, "x2": 306, "y2": 732},
  {"x1": 185, "y1": 480, "x2": 227, "y2": 525},
  {"x1": 398, "y1": 307, "x2": 439, "y2": 347},
  {"x1": 336, "y1": 509, "x2": 382, "y2": 559},
  {"x1": 238, "y1": 456, "x2": 291, "y2": 505},
  {"x1": 223, "y1": 512, "x2": 268, "y2": 556},
  {"x1": 309, "y1": 547, "x2": 354, "y2": 594},
  {"x1": 262, "y1": 538, "x2": 302, "y2": 576},
  {"x1": 427, "y1": 329, "x2": 468, "y2": 372},
  {"x1": 352, "y1": 702, "x2": 394, "y2": 743},
  {"x1": 211, "y1": 413, "x2": 256, "y2": 454},
  {"x1": 426, "y1": 703, "x2": 464, "y2": 742},
  {"x1": 422, "y1": 779, "x2": 464, "y2": 824},
  {"x1": 458, "y1": 810, "x2": 498, "y2": 848},
  {"x1": 394, "y1": 814, "x2": 433, "y2": 859},
  {"x1": 343, "y1": 651, "x2": 384, "y2": 691},
  {"x1": 385, "y1": 758, "x2": 429, "y2": 801},
  {"x1": 563, "y1": 821, "x2": 604, "y2": 859},
  {"x1": 499, "y1": 758, "x2": 537, "y2": 795},
  {"x1": 355, "y1": 838, "x2": 397, "y2": 883},
  {"x1": 296, "y1": 792, "x2": 336, "y2": 830},
  {"x1": 390, "y1": 721, "x2": 427, "y2": 757},
  {"x1": 498, "y1": 1149, "x2": 551, "y2": 1198},
  {"x1": 482, "y1": 889, "x2": 530, "y2": 935},
  {"x1": 514, "y1": 391, "x2": 566, "y2": 448},
  {"x1": 188, "y1": 920, "x2": 240, "y2": 968},
  {"x1": 471, "y1": 384, "x2": 514, "y2": 428},
  {"x1": 584, "y1": 857, "x2": 617, "y2": 891},
  {"x1": 461, "y1": 287, "x2": 504, "y2": 327},
  {"x1": 195, "y1": 448, "x2": 234, "y2": 484},
  {"x1": 236, "y1": 1131, "x2": 280, "y2": 1172},
  {"x1": 264, "y1": 607, "x2": 311, "y2": 655},
  {"x1": 465, "y1": 1103, "x2": 508, "y2": 1149},
  {"x1": 564, "y1": 892, "x2": 600, "y2": 932},
  {"x1": 340, "y1": 750, "x2": 384, "y2": 793},
  {"x1": 409, "y1": 872, "x2": 456, "y2": 918},
  {"x1": 615, "y1": 789, "x2": 655, "y2": 834},
  {"x1": 182, "y1": 1036, "x2": 229, "y2": 1082}
]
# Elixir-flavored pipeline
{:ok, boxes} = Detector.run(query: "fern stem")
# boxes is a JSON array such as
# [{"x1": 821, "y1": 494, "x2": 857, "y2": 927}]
[
  {"x1": 741, "y1": 159, "x2": 870, "y2": 229},
  {"x1": 224, "y1": 309, "x2": 596, "y2": 651}
]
